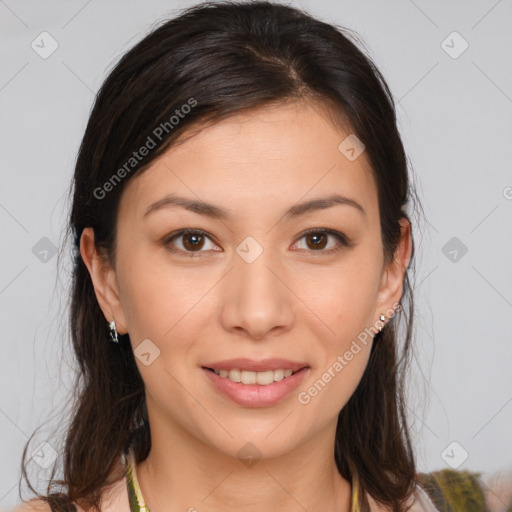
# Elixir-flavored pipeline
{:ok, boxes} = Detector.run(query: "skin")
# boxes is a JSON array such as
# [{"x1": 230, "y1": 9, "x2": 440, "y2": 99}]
[{"x1": 80, "y1": 100, "x2": 412, "y2": 512}]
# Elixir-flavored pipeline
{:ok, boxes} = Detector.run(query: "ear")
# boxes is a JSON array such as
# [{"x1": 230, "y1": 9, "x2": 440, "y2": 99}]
[
  {"x1": 79, "y1": 227, "x2": 128, "y2": 335},
  {"x1": 374, "y1": 217, "x2": 412, "y2": 322}
]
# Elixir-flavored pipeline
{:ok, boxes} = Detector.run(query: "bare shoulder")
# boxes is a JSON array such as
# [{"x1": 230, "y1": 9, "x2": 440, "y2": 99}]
[
  {"x1": 10, "y1": 498, "x2": 88, "y2": 512},
  {"x1": 481, "y1": 470, "x2": 512, "y2": 512},
  {"x1": 100, "y1": 475, "x2": 129, "y2": 512},
  {"x1": 10, "y1": 455, "x2": 128, "y2": 512},
  {"x1": 11, "y1": 498, "x2": 52, "y2": 512},
  {"x1": 10, "y1": 499, "x2": 52, "y2": 512},
  {"x1": 10, "y1": 477, "x2": 126, "y2": 512},
  {"x1": 410, "y1": 484, "x2": 440, "y2": 511},
  {"x1": 366, "y1": 483, "x2": 440, "y2": 512}
]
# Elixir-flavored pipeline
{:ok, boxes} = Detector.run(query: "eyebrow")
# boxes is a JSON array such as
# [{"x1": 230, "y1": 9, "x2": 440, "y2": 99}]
[{"x1": 143, "y1": 193, "x2": 366, "y2": 220}]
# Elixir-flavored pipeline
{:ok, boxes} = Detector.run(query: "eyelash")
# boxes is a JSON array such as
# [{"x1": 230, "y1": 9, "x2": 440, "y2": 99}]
[{"x1": 162, "y1": 228, "x2": 351, "y2": 257}]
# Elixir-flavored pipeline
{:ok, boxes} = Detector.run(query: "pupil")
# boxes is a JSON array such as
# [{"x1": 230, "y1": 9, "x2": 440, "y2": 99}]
[
  {"x1": 308, "y1": 233, "x2": 326, "y2": 249},
  {"x1": 184, "y1": 233, "x2": 203, "y2": 250}
]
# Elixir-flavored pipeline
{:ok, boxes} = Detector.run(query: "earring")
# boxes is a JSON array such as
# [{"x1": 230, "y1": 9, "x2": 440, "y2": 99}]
[
  {"x1": 108, "y1": 320, "x2": 119, "y2": 343},
  {"x1": 378, "y1": 314, "x2": 386, "y2": 332}
]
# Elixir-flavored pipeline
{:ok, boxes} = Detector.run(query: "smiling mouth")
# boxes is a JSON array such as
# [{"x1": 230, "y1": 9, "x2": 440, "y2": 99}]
[{"x1": 203, "y1": 367, "x2": 305, "y2": 386}]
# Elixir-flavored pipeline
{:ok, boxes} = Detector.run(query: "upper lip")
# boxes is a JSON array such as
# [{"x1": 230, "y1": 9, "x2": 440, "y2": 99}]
[{"x1": 202, "y1": 358, "x2": 309, "y2": 372}]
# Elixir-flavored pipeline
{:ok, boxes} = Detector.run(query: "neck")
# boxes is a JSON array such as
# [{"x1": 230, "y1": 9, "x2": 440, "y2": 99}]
[{"x1": 135, "y1": 419, "x2": 352, "y2": 512}]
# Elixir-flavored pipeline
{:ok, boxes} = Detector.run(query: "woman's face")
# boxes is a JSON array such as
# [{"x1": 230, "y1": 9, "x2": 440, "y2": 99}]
[{"x1": 83, "y1": 100, "x2": 410, "y2": 460}]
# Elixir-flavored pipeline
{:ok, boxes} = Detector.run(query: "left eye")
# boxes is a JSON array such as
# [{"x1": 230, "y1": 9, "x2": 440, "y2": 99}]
[
  {"x1": 292, "y1": 229, "x2": 349, "y2": 253},
  {"x1": 163, "y1": 228, "x2": 349, "y2": 256}
]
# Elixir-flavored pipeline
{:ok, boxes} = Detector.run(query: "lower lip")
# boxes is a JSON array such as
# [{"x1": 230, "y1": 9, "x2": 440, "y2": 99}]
[{"x1": 202, "y1": 367, "x2": 309, "y2": 407}]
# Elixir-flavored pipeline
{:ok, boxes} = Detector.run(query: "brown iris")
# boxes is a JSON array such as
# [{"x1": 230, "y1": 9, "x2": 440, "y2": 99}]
[
  {"x1": 182, "y1": 232, "x2": 206, "y2": 251},
  {"x1": 305, "y1": 232, "x2": 328, "y2": 250}
]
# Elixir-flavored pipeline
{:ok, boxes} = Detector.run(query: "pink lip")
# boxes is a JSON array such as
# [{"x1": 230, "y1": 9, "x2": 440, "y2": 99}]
[
  {"x1": 202, "y1": 366, "x2": 310, "y2": 407},
  {"x1": 202, "y1": 358, "x2": 309, "y2": 372}
]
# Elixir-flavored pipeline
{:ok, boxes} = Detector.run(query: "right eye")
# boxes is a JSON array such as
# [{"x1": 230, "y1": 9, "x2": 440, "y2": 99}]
[{"x1": 163, "y1": 229, "x2": 221, "y2": 257}]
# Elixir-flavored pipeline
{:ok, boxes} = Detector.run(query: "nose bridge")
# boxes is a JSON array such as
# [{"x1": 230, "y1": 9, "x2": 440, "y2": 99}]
[
  {"x1": 234, "y1": 233, "x2": 283, "y2": 301},
  {"x1": 219, "y1": 234, "x2": 293, "y2": 338}
]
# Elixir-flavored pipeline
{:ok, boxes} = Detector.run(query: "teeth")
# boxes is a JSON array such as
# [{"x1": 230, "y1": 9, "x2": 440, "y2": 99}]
[{"x1": 213, "y1": 368, "x2": 295, "y2": 385}]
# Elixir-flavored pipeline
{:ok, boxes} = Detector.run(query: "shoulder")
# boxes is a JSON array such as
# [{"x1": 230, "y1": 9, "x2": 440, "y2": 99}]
[
  {"x1": 481, "y1": 470, "x2": 512, "y2": 512},
  {"x1": 11, "y1": 476, "x2": 127, "y2": 512},
  {"x1": 416, "y1": 468, "x2": 512, "y2": 512},
  {"x1": 10, "y1": 500, "x2": 51, "y2": 512},
  {"x1": 407, "y1": 484, "x2": 440, "y2": 512},
  {"x1": 366, "y1": 483, "x2": 440, "y2": 512},
  {"x1": 10, "y1": 498, "x2": 86, "y2": 512}
]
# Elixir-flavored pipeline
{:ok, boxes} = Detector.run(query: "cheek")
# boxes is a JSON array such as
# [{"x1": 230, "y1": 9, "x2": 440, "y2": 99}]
[
  {"x1": 116, "y1": 247, "x2": 225, "y2": 368},
  {"x1": 116, "y1": 246, "x2": 199, "y2": 343},
  {"x1": 299, "y1": 333, "x2": 372, "y2": 423},
  {"x1": 297, "y1": 250, "x2": 381, "y2": 411},
  {"x1": 304, "y1": 252, "x2": 382, "y2": 337}
]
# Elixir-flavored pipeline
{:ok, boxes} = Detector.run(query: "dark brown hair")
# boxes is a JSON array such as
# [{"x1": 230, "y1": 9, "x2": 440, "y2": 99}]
[{"x1": 20, "y1": 1, "x2": 424, "y2": 511}]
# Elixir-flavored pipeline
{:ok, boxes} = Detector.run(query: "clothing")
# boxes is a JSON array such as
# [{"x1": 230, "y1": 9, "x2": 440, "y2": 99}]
[
  {"x1": 126, "y1": 448, "x2": 150, "y2": 512},
  {"x1": 124, "y1": 447, "x2": 438, "y2": 512}
]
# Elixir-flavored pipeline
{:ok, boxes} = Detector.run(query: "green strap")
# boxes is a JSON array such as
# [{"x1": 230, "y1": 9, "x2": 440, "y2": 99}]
[
  {"x1": 126, "y1": 449, "x2": 151, "y2": 512},
  {"x1": 351, "y1": 471, "x2": 360, "y2": 512}
]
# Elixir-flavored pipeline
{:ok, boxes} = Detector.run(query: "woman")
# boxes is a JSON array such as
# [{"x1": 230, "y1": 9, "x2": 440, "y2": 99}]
[{"x1": 17, "y1": 1, "x2": 439, "y2": 511}]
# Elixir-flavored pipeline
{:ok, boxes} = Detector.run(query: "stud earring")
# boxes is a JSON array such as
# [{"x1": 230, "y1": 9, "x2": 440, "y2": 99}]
[
  {"x1": 108, "y1": 320, "x2": 119, "y2": 343},
  {"x1": 378, "y1": 314, "x2": 386, "y2": 332}
]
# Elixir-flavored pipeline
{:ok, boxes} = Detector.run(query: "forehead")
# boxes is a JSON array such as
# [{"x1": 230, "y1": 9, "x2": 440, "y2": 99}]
[{"x1": 119, "y1": 101, "x2": 378, "y2": 225}]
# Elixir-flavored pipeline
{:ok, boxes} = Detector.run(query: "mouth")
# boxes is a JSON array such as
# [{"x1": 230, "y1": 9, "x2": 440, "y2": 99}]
[
  {"x1": 201, "y1": 365, "x2": 310, "y2": 407},
  {"x1": 202, "y1": 366, "x2": 307, "y2": 386}
]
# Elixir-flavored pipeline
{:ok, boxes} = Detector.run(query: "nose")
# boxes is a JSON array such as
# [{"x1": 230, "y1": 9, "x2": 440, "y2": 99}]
[{"x1": 219, "y1": 246, "x2": 295, "y2": 341}]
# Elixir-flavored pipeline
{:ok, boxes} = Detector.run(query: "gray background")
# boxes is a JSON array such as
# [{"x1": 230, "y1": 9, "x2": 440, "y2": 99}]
[{"x1": 1, "y1": 0, "x2": 511, "y2": 509}]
